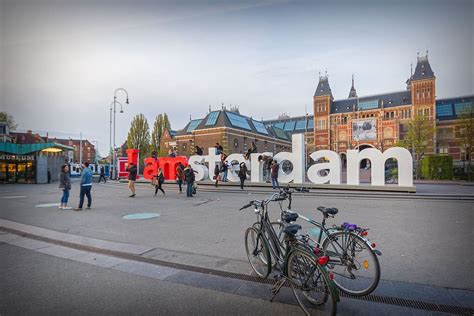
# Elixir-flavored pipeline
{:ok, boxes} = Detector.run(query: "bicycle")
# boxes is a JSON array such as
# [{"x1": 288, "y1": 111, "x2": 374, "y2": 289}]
[
  {"x1": 240, "y1": 192, "x2": 339, "y2": 315},
  {"x1": 274, "y1": 187, "x2": 382, "y2": 297}
]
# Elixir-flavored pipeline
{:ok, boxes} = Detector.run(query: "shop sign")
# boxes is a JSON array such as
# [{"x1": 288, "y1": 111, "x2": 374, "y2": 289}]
[{"x1": 0, "y1": 154, "x2": 35, "y2": 161}]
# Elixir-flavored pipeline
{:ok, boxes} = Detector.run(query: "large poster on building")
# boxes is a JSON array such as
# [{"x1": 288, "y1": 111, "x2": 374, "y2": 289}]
[{"x1": 352, "y1": 119, "x2": 376, "y2": 141}]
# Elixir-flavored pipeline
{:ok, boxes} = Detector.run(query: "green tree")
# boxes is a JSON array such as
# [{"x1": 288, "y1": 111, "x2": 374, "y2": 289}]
[
  {"x1": 0, "y1": 112, "x2": 18, "y2": 131},
  {"x1": 458, "y1": 107, "x2": 474, "y2": 181},
  {"x1": 127, "y1": 114, "x2": 150, "y2": 171},
  {"x1": 150, "y1": 113, "x2": 172, "y2": 156},
  {"x1": 398, "y1": 115, "x2": 436, "y2": 180}
]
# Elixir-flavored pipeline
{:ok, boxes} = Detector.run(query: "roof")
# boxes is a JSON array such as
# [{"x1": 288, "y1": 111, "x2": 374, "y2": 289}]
[
  {"x1": 331, "y1": 90, "x2": 411, "y2": 114},
  {"x1": 411, "y1": 55, "x2": 435, "y2": 81},
  {"x1": 314, "y1": 76, "x2": 333, "y2": 97},
  {"x1": 436, "y1": 95, "x2": 474, "y2": 121},
  {"x1": 263, "y1": 115, "x2": 313, "y2": 134},
  {"x1": 176, "y1": 110, "x2": 290, "y2": 141},
  {"x1": 0, "y1": 142, "x2": 74, "y2": 155}
]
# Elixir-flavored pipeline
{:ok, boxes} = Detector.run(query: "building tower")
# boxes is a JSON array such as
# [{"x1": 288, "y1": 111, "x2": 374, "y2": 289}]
[
  {"x1": 313, "y1": 73, "x2": 333, "y2": 150},
  {"x1": 410, "y1": 52, "x2": 436, "y2": 153},
  {"x1": 348, "y1": 74, "x2": 358, "y2": 98}
]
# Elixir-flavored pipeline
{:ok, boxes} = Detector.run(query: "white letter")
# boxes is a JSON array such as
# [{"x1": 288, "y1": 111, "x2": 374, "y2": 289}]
[
  {"x1": 250, "y1": 152, "x2": 273, "y2": 183},
  {"x1": 347, "y1": 147, "x2": 413, "y2": 186},
  {"x1": 273, "y1": 134, "x2": 305, "y2": 184},
  {"x1": 188, "y1": 155, "x2": 208, "y2": 181},
  {"x1": 225, "y1": 153, "x2": 247, "y2": 182},
  {"x1": 307, "y1": 150, "x2": 342, "y2": 184},
  {"x1": 204, "y1": 147, "x2": 221, "y2": 181}
]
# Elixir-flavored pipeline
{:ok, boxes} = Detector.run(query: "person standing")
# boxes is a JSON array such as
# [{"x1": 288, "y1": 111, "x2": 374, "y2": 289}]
[
  {"x1": 195, "y1": 146, "x2": 203, "y2": 156},
  {"x1": 176, "y1": 162, "x2": 185, "y2": 193},
  {"x1": 154, "y1": 168, "x2": 166, "y2": 196},
  {"x1": 271, "y1": 160, "x2": 280, "y2": 189},
  {"x1": 215, "y1": 143, "x2": 223, "y2": 155},
  {"x1": 59, "y1": 164, "x2": 72, "y2": 210},
  {"x1": 98, "y1": 166, "x2": 106, "y2": 183},
  {"x1": 214, "y1": 163, "x2": 220, "y2": 187},
  {"x1": 127, "y1": 162, "x2": 137, "y2": 197},
  {"x1": 221, "y1": 160, "x2": 229, "y2": 182},
  {"x1": 75, "y1": 162, "x2": 92, "y2": 211},
  {"x1": 238, "y1": 162, "x2": 248, "y2": 190},
  {"x1": 184, "y1": 165, "x2": 195, "y2": 197}
]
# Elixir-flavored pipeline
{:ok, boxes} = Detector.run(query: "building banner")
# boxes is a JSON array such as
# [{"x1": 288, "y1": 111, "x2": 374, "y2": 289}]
[{"x1": 352, "y1": 119, "x2": 376, "y2": 141}]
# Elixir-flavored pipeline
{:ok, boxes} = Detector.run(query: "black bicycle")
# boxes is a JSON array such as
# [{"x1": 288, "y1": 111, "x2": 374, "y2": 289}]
[
  {"x1": 274, "y1": 187, "x2": 382, "y2": 296},
  {"x1": 240, "y1": 192, "x2": 339, "y2": 315}
]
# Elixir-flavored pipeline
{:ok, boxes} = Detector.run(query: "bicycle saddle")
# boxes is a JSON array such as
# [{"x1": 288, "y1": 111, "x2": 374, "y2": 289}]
[
  {"x1": 281, "y1": 212, "x2": 298, "y2": 223},
  {"x1": 283, "y1": 224, "x2": 301, "y2": 236},
  {"x1": 317, "y1": 206, "x2": 339, "y2": 217}
]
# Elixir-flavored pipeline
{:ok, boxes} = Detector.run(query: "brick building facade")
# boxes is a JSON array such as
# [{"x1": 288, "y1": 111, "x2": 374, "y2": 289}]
[{"x1": 52, "y1": 138, "x2": 96, "y2": 163}]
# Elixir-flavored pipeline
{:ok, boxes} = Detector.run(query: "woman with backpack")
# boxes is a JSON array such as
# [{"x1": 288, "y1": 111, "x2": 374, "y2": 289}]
[{"x1": 154, "y1": 168, "x2": 165, "y2": 196}]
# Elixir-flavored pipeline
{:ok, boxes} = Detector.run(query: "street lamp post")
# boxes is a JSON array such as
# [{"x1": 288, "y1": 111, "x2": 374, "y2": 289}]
[
  {"x1": 109, "y1": 100, "x2": 123, "y2": 179},
  {"x1": 112, "y1": 88, "x2": 129, "y2": 180}
]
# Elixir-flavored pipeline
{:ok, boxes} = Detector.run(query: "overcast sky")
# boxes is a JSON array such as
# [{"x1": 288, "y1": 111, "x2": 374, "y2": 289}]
[{"x1": 1, "y1": 0, "x2": 473, "y2": 156}]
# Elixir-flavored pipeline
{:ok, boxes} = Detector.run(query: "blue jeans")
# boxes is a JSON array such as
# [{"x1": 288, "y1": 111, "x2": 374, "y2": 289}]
[
  {"x1": 61, "y1": 188, "x2": 70, "y2": 204},
  {"x1": 79, "y1": 186, "x2": 92, "y2": 208},
  {"x1": 222, "y1": 170, "x2": 228, "y2": 182},
  {"x1": 271, "y1": 177, "x2": 279, "y2": 189},
  {"x1": 186, "y1": 182, "x2": 193, "y2": 197},
  {"x1": 177, "y1": 179, "x2": 183, "y2": 192}
]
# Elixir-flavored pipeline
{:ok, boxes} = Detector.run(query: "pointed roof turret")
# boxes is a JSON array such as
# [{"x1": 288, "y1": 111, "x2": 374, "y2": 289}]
[
  {"x1": 412, "y1": 51, "x2": 435, "y2": 81},
  {"x1": 348, "y1": 74, "x2": 358, "y2": 98},
  {"x1": 314, "y1": 72, "x2": 333, "y2": 98}
]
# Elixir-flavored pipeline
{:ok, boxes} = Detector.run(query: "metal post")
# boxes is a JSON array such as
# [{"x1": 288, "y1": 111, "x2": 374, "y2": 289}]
[
  {"x1": 112, "y1": 88, "x2": 129, "y2": 180},
  {"x1": 79, "y1": 132, "x2": 83, "y2": 166},
  {"x1": 109, "y1": 103, "x2": 112, "y2": 177}
]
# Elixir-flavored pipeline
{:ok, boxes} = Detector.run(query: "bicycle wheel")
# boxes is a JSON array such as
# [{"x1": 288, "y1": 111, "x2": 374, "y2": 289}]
[
  {"x1": 322, "y1": 231, "x2": 380, "y2": 296},
  {"x1": 287, "y1": 249, "x2": 338, "y2": 316},
  {"x1": 245, "y1": 226, "x2": 271, "y2": 278}
]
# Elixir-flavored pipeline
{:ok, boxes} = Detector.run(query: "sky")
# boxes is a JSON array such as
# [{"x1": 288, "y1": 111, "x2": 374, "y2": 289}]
[{"x1": 1, "y1": 0, "x2": 473, "y2": 156}]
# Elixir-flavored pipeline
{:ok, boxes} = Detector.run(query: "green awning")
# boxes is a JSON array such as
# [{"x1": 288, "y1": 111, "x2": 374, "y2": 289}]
[{"x1": 0, "y1": 142, "x2": 74, "y2": 155}]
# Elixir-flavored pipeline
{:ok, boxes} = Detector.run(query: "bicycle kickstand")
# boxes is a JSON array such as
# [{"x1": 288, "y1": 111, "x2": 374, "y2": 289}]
[{"x1": 270, "y1": 275, "x2": 287, "y2": 302}]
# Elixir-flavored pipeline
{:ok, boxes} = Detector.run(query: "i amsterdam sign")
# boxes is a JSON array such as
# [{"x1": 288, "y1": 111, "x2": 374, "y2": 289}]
[{"x1": 126, "y1": 134, "x2": 413, "y2": 187}]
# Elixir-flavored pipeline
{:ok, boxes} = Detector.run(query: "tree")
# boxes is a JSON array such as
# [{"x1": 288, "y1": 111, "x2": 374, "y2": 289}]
[
  {"x1": 150, "y1": 113, "x2": 172, "y2": 156},
  {"x1": 398, "y1": 115, "x2": 436, "y2": 180},
  {"x1": 458, "y1": 107, "x2": 474, "y2": 181},
  {"x1": 127, "y1": 114, "x2": 150, "y2": 171},
  {"x1": 0, "y1": 112, "x2": 18, "y2": 131}
]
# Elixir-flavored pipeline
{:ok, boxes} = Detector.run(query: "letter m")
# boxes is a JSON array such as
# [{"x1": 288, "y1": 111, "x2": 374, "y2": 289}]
[{"x1": 346, "y1": 147, "x2": 413, "y2": 187}]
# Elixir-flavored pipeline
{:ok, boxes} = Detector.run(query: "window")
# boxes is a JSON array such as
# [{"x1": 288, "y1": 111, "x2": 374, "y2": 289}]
[
  {"x1": 226, "y1": 112, "x2": 251, "y2": 130},
  {"x1": 186, "y1": 119, "x2": 203, "y2": 132},
  {"x1": 438, "y1": 147, "x2": 448, "y2": 154},
  {"x1": 274, "y1": 122, "x2": 285, "y2": 129},
  {"x1": 455, "y1": 102, "x2": 473, "y2": 115},
  {"x1": 358, "y1": 100, "x2": 379, "y2": 110},
  {"x1": 252, "y1": 120, "x2": 269, "y2": 135},
  {"x1": 307, "y1": 119, "x2": 314, "y2": 129},
  {"x1": 205, "y1": 111, "x2": 220, "y2": 126},
  {"x1": 284, "y1": 121, "x2": 296, "y2": 131},
  {"x1": 234, "y1": 139, "x2": 239, "y2": 148},
  {"x1": 295, "y1": 120, "x2": 307, "y2": 130},
  {"x1": 436, "y1": 104, "x2": 453, "y2": 117}
]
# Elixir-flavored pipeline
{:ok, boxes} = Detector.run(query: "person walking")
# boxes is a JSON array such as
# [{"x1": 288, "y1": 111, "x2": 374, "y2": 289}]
[
  {"x1": 184, "y1": 165, "x2": 195, "y2": 197},
  {"x1": 75, "y1": 162, "x2": 93, "y2": 211},
  {"x1": 59, "y1": 164, "x2": 72, "y2": 210},
  {"x1": 238, "y1": 162, "x2": 248, "y2": 190},
  {"x1": 221, "y1": 160, "x2": 229, "y2": 182},
  {"x1": 154, "y1": 168, "x2": 166, "y2": 196},
  {"x1": 126, "y1": 162, "x2": 137, "y2": 197},
  {"x1": 214, "y1": 163, "x2": 220, "y2": 187},
  {"x1": 176, "y1": 162, "x2": 185, "y2": 193},
  {"x1": 98, "y1": 166, "x2": 106, "y2": 183},
  {"x1": 271, "y1": 160, "x2": 280, "y2": 189}
]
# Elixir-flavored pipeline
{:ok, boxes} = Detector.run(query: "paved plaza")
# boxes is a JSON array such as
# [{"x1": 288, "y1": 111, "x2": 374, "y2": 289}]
[{"x1": 1, "y1": 181, "x2": 473, "y2": 314}]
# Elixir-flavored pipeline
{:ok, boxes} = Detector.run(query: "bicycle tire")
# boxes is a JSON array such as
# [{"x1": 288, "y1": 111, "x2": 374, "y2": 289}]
[
  {"x1": 286, "y1": 248, "x2": 338, "y2": 316},
  {"x1": 322, "y1": 231, "x2": 380, "y2": 296},
  {"x1": 244, "y1": 226, "x2": 271, "y2": 278}
]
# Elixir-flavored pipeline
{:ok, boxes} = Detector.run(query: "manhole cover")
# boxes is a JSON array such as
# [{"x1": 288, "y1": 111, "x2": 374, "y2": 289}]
[
  {"x1": 35, "y1": 203, "x2": 61, "y2": 208},
  {"x1": 122, "y1": 213, "x2": 160, "y2": 220}
]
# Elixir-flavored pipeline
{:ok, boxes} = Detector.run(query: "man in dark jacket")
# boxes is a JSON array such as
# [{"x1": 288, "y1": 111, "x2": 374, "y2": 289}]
[
  {"x1": 127, "y1": 162, "x2": 138, "y2": 197},
  {"x1": 98, "y1": 166, "x2": 106, "y2": 183},
  {"x1": 271, "y1": 160, "x2": 280, "y2": 189},
  {"x1": 184, "y1": 166, "x2": 195, "y2": 197},
  {"x1": 238, "y1": 162, "x2": 248, "y2": 190}
]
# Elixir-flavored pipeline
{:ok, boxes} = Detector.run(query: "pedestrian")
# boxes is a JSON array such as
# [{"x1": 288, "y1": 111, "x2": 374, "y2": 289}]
[
  {"x1": 238, "y1": 162, "x2": 248, "y2": 190},
  {"x1": 75, "y1": 162, "x2": 93, "y2": 211},
  {"x1": 169, "y1": 148, "x2": 177, "y2": 157},
  {"x1": 195, "y1": 146, "x2": 203, "y2": 156},
  {"x1": 176, "y1": 162, "x2": 185, "y2": 193},
  {"x1": 221, "y1": 160, "x2": 229, "y2": 182},
  {"x1": 215, "y1": 143, "x2": 223, "y2": 155},
  {"x1": 258, "y1": 155, "x2": 273, "y2": 182},
  {"x1": 244, "y1": 141, "x2": 257, "y2": 160},
  {"x1": 59, "y1": 164, "x2": 72, "y2": 210},
  {"x1": 184, "y1": 165, "x2": 195, "y2": 197},
  {"x1": 126, "y1": 162, "x2": 137, "y2": 197},
  {"x1": 214, "y1": 163, "x2": 220, "y2": 187},
  {"x1": 154, "y1": 168, "x2": 166, "y2": 196},
  {"x1": 271, "y1": 160, "x2": 280, "y2": 189},
  {"x1": 98, "y1": 165, "x2": 106, "y2": 183}
]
